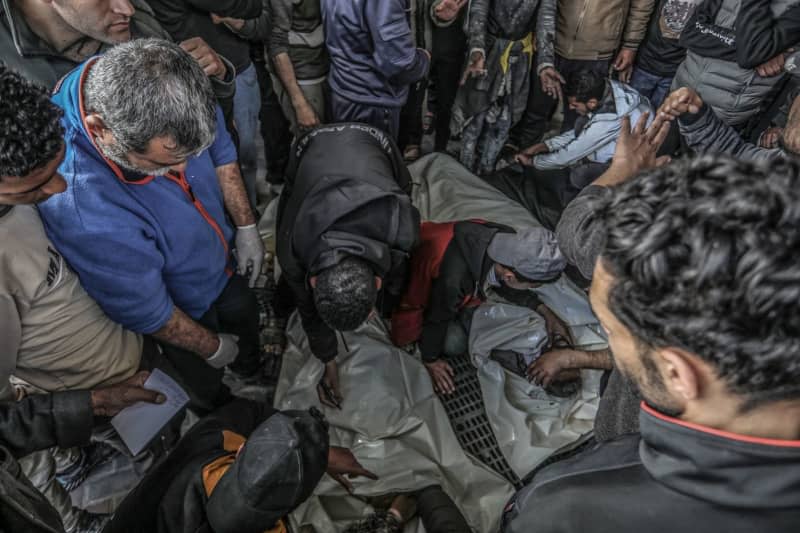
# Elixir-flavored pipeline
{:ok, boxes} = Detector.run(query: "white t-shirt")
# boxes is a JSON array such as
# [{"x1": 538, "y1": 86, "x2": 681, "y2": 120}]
[{"x1": 0, "y1": 205, "x2": 141, "y2": 399}]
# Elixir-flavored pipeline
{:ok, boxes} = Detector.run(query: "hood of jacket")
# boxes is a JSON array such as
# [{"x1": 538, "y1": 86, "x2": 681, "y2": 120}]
[{"x1": 279, "y1": 124, "x2": 419, "y2": 279}]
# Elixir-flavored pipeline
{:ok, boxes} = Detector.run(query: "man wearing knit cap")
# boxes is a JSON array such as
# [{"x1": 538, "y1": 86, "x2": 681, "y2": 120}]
[
  {"x1": 106, "y1": 399, "x2": 377, "y2": 533},
  {"x1": 392, "y1": 221, "x2": 567, "y2": 394}
]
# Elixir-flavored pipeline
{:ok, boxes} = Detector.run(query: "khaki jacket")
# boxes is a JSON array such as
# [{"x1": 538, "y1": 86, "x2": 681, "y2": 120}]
[{"x1": 555, "y1": 0, "x2": 656, "y2": 60}]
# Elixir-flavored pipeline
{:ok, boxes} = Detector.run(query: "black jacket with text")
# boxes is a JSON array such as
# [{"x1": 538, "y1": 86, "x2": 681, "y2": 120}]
[{"x1": 276, "y1": 123, "x2": 420, "y2": 363}]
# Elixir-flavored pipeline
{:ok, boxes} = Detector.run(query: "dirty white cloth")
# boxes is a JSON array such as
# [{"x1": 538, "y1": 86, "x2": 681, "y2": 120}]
[
  {"x1": 273, "y1": 153, "x2": 607, "y2": 531},
  {"x1": 469, "y1": 304, "x2": 549, "y2": 367},
  {"x1": 276, "y1": 316, "x2": 514, "y2": 532}
]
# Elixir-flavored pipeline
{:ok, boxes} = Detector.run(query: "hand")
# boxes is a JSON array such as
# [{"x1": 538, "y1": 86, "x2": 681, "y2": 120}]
[
  {"x1": 326, "y1": 446, "x2": 378, "y2": 493},
  {"x1": 317, "y1": 360, "x2": 343, "y2": 409},
  {"x1": 603, "y1": 112, "x2": 672, "y2": 184},
  {"x1": 618, "y1": 65, "x2": 633, "y2": 84},
  {"x1": 613, "y1": 48, "x2": 636, "y2": 74},
  {"x1": 527, "y1": 349, "x2": 578, "y2": 387},
  {"x1": 90, "y1": 371, "x2": 166, "y2": 417},
  {"x1": 434, "y1": 0, "x2": 468, "y2": 22},
  {"x1": 657, "y1": 87, "x2": 704, "y2": 121},
  {"x1": 539, "y1": 67, "x2": 566, "y2": 99},
  {"x1": 537, "y1": 305, "x2": 573, "y2": 347},
  {"x1": 206, "y1": 333, "x2": 240, "y2": 369},
  {"x1": 210, "y1": 13, "x2": 246, "y2": 31},
  {"x1": 424, "y1": 359, "x2": 455, "y2": 395},
  {"x1": 514, "y1": 142, "x2": 548, "y2": 166},
  {"x1": 756, "y1": 53, "x2": 785, "y2": 77},
  {"x1": 180, "y1": 37, "x2": 227, "y2": 80},
  {"x1": 295, "y1": 100, "x2": 321, "y2": 131},
  {"x1": 460, "y1": 50, "x2": 486, "y2": 86},
  {"x1": 235, "y1": 224, "x2": 264, "y2": 288},
  {"x1": 759, "y1": 126, "x2": 784, "y2": 148}
]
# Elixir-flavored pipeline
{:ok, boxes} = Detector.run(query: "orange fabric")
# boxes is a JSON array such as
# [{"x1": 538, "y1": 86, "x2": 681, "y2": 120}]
[
  {"x1": 201, "y1": 431, "x2": 246, "y2": 496},
  {"x1": 203, "y1": 430, "x2": 246, "y2": 496},
  {"x1": 201, "y1": 431, "x2": 286, "y2": 533},
  {"x1": 201, "y1": 453, "x2": 236, "y2": 497},
  {"x1": 222, "y1": 430, "x2": 246, "y2": 453},
  {"x1": 265, "y1": 520, "x2": 287, "y2": 533}
]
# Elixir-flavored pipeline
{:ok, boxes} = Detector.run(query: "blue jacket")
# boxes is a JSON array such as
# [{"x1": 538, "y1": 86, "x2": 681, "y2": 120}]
[
  {"x1": 321, "y1": 0, "x2": 429, "y2": 108},
  {"x1": 39, "y1": 59, "x2": 237, "y2": 334}
]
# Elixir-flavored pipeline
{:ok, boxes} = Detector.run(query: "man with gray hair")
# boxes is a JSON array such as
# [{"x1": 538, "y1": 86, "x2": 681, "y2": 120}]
[{"x1": 39, "y1": 39, "x2": 265, "y2": 411}]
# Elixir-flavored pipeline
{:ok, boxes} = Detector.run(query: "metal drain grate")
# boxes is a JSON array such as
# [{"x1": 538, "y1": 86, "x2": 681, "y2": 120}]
[{"x1": 438, "y1": 354, "x2": 521, "y2": 488}]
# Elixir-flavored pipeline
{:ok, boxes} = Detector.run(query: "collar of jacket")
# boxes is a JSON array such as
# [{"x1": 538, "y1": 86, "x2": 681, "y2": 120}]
[
  {"x1": 2, "y1": 0, "x2": 57, "y2": 58},
  {"x1": 639, "y1": 402, "x2": 800, "y2": 509}
]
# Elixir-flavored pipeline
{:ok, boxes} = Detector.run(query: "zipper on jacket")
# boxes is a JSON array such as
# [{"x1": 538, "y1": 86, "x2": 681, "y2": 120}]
[
  {"x1": 571, "y1": 0, "x2": 590, "y2": 54},
  {"x1": 164, "y1": 171, "x2": 232, "y2": 274}
]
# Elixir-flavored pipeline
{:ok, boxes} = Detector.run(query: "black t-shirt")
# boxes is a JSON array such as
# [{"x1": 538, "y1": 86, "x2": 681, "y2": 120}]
[{"x1": 636, "y1": 0, "x2": 702, "y2": 77}]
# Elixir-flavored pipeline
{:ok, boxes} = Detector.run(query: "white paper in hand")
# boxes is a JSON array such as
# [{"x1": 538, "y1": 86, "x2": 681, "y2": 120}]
[{"x1": 111, "y1": 369, "x2": 189, "y2": 456}]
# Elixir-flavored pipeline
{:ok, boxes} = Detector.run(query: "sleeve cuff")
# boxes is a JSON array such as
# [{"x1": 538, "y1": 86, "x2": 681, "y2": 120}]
[
  {"x1": 313, "y1": 350, "x2": 337, "y2": 364},
  {"x1": 209, "y1": 57, "x2": 236, "y2": 99},
  {"x1": 52, "y1": 391, "x2": 94, "y2": 449},
  {"x1": 679, "y1": 103, "x2": 710, "y2": 127},
  {"x1": 537, "y1": 63, "x2": 555, "y2": 75},
  {"x1": 469, "y1": 47, "x2": 486, "y2": 58},
  {"x1": 430, "y1": 2, "x2": 458, "y2": 27}
]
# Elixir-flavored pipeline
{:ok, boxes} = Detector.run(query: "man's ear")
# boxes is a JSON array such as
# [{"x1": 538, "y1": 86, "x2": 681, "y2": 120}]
[
  {"x1": 309, "y1": 276, "x2": 317, "y2": 289},
  {"x1": 655, "y1": 347, "x2": 704, "y2": 402},
  {"x1": 84, "y1": 114, "x2": 114, "y2": 145},
  {"x1": 375, "y1": 276, "x2": 383, "y2": 290},
  {"x1": 588, "y1": 98, "x2": 600, "y2": 110}
]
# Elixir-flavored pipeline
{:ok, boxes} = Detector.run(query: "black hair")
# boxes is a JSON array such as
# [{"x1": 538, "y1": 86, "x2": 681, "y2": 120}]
[
  {"x1": 314, "y1": 256, "x2": 377, "y2": 331},
  {"x1": 597, "y1": 154, "x2": 800, "y2": 409},
  {"x1": 564, "y1": 70, "x2": 606, "y2": 102},
  {"x1": 0, "y1": 62, "x2": 63, "y2": 179}
]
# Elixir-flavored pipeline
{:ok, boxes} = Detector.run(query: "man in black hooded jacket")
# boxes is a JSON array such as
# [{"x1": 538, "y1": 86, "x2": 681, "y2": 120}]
[{"x1": 276, "y1": 123, "x2": 420, "y2": 409}]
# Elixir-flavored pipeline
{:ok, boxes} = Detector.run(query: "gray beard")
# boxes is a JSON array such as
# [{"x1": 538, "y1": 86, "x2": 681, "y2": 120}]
[{"x1": 96, "y1": 140, "x2": 172, "y2": 177}]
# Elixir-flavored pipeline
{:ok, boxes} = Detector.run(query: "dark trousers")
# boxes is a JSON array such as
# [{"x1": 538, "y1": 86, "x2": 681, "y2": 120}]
[
  {"x1": 482, "y1": 163, "x2": 599, "y2": 230},
  {"x1": 330, "y1": 91, "x2": 402, "y2": 140},
  {"x1": 155, "y1": 274, "x2": 260, "y2": 413},
  {"x1": 431, "y1": 21, "x2": 468, "y2": 151},
  {"x1": 399, "y1": 79, "x2": 428, "y2": 150},
  {"x1": 254, "y1": 48, "x2": 292, "y2": 184},
  {"x1": 510, "y1": 55, "x2": 612, "y2": 149}
]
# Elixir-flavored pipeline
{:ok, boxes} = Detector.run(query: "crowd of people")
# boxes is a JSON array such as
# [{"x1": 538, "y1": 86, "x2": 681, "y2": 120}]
[{"x1": 1, "y1": 0, "x2": 799, "y2": 532}]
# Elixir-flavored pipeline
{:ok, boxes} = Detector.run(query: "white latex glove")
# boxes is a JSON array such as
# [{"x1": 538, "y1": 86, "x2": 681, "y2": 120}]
[
  {"x1": 234, "y1": 224, "x2": 264, "y2": 287},
  {"x1": 206, "y1": 333, "x2": 239, "y2": 369}
]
